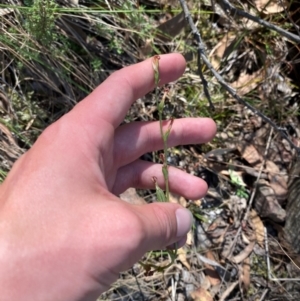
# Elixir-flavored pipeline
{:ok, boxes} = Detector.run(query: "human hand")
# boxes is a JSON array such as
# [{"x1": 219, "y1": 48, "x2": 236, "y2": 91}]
[{"x1": 0, "y1": 54, "x2": 216, "y2": 301}]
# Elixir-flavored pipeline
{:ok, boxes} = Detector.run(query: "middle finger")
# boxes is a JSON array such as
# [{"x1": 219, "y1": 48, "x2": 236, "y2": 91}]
[{"x1": 113, "y1": 118, "x2": 216, "y2": 167}]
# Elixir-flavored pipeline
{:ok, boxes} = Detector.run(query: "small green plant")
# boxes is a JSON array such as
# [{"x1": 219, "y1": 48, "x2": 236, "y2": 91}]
[
  {"x1": 229, "y1": 168, "x2": 249, "y2": 199},
  {"x1": 152, "y1": 55, "x2": 173, "y2": 203},
  {"x1": 109, "y1": 37, "x2": 124, "y2": 55},
  {"x1": 0, "y1": 169, "x2": 8, "y2": 183},
  {"x1": 140, "y1": 56, "x2": 177, "y2": 272},
  {"x1": 188, "y1": 203, "x2": 208, "y2": 223},
  {"x1": 91, "y1": 58, "x2": 102, "y2": 72},
  {"x1": 24, "y1": 0, "x2": 58, "y2": 47}
]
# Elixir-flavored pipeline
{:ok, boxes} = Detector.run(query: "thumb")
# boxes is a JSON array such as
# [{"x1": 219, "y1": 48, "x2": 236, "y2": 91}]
[{"x1": 135, "y1": 202, "x2": 193, "y2": 252}]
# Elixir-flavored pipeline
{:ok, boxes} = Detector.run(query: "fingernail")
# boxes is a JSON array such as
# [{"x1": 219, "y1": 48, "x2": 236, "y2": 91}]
[{"x1": 176, "y1": 208, "x2": 193, "y2": 238}]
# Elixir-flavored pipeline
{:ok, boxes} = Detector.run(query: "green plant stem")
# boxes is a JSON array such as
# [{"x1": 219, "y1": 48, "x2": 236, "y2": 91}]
[
  {"x1": 158, "y1": 107, "x2": 170, "y2": 201},
  {"x1": 139, "y1": 55, "x2": 177, "y2": 272}
]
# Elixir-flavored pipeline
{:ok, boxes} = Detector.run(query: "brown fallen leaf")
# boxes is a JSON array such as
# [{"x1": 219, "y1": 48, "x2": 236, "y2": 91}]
[
  {"x1": 207, "y1": 217, "x2": 228, "y2": 245},
  {"x1": 231, "y1": 69, "x2": 263, "y2": 96},
  {"x1": 119, "y1": 188, "x2": 146, "y2": 205},
  {"x1": 194, "y1": 199, "x2": 202, "y2": 207},
  {"x1": 250, "y1": 210, "x2": 264, "y2": 247},
  {"x1": 236, "y1": 142, "x2": 262, "y2": 168},
  {"x1": 204, "y1": 250, "x2": 221, "y2": 286},
  {"x1": 178, "y1": 247, "x2": 190, "y2": 270},
  {"x1": 255, "y1": 180, "x2": 286, "y2": 222},
  {"x1": 265, "y1": 160, "x2": 288, "y2": 202},
  {"x1": 169, "y1": 193, "x2": 187, "y2": 207},
  {"x1": 230, "y1": 240, "x2": 255, "y2": 264},
  {"x1": 190, "y1": 287, "x2": 213, "y2": 301},
  {"x1": 186, "y1": 229, "x2": 193, "y2": 246},
  {"x1": 209, "y1": 33, "x2": 236, "y2": 69},
  {"x1": 254, "y1": 0, "x2": 287, "y2": 14},
  {"x1": 240, "y1": 257, "x2": 250, "y2": 292}
]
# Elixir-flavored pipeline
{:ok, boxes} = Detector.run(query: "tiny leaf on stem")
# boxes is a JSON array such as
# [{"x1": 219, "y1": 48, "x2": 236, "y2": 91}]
[
  {"x1": 163, "y1": 118, "x2": 174, "y2": 141},
  {"x1": 162, "y1": 165, "x2": 169, "y2": 184},
  {"x1": 158, "y1": 99, "x2": 165, "y2": 113},
  {"x1": 152, "y1": 55, "x2": 160, "y2": 86},
  {"x1": 152, "y1": 176, "x2": 167, "y2": 202}
]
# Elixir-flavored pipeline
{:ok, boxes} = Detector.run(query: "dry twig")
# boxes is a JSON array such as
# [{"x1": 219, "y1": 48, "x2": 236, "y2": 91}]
[{"x1": 217, "y1": 0, "x2": 300, "y2": 44}]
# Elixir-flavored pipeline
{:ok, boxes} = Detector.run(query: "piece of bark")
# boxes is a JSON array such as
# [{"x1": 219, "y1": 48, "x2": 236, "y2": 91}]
[{"x1": 284, "y1": 157, "x2": 300, "y2": 253}]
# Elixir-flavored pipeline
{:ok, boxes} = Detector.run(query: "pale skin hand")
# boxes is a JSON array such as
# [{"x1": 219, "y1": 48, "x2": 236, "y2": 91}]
[{"x1": 0, "y1": 54, "x2": 216, "y2": 301}]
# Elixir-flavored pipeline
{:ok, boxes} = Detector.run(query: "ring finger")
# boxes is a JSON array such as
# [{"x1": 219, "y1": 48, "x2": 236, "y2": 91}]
[
  {"x1": 113, "y1": 159, "x2": 208, "y2": 200},
  {"x1": 114, "y1": 118, "x2": 216, "y2": 167}
]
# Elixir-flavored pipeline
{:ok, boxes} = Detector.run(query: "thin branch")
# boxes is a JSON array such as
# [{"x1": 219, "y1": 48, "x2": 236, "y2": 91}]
[
  {"x1": 178, "y1": 0, "x2": 300, "y2": 153},
  {"x1": 217, "y1": 0, "x2": 300, "y2": 44},
  {"x1": 197, "y1": 50, "x2": 215, "y2": 111}
]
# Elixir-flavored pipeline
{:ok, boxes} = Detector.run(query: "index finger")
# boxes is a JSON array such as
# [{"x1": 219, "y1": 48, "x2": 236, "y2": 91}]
[{"x1": 71, "y1": 53, "x2": 186, "y2": 129}]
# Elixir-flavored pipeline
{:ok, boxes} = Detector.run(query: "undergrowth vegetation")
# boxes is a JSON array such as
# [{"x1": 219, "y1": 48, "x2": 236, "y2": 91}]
[{"x1": 1, "y1": 0, "x2": 300, "y2": 300}]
